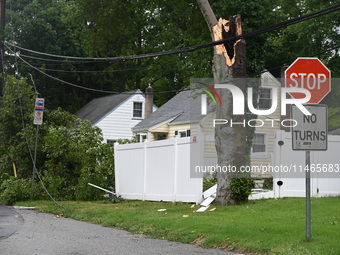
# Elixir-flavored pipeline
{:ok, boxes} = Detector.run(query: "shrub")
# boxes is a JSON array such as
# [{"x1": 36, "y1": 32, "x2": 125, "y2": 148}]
[
  {"x1": 231, "y1": 178, "x2": 254, "y2": 204},
  {"x1": 0, "y1": 177, "x2": 32, "y2": 205},
  {"x1": 203, "y1": 177, "x2": 217, "y2": 191},
  {"x1": 263, "y1": 178, "x2": 273, "y2": 190}
]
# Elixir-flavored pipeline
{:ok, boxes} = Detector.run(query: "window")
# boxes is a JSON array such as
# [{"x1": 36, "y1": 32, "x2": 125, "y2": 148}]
[
  {"x1": 137, "y1": 134, "x2": 147, "y2": 143},
  {"x1": 175, "y1": 130, "x2": 190, "y2": 138},
  {"x1": 252, "y1": 133, "x2": 266, "y2": 153},
  {"x1": 107, "y1": 139, "x2": 116, "y2": 147},
  {"x1": 155, "y1": 133, "x2": 167, "y2": 140},
  {"x1": 258, "y1": 88, "x2": 272, "y2": 109},
  {"x1": 133, "y1": 102, "x2": 143, "y2": 118}
]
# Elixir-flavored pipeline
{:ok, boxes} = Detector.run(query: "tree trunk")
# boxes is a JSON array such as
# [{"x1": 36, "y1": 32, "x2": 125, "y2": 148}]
[{"x1": 197, "y1": 0, "x2": 248, "y2": 205}]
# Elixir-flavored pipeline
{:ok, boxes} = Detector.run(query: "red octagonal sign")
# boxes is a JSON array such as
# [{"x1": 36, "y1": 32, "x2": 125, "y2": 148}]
[{"x1": 285, "y1": 57, "x2": 331, "y2": 104}]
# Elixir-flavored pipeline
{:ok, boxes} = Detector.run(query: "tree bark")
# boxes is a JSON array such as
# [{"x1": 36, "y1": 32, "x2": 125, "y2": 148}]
[
  {"x1": 196, "y1": 0, "x2": 217, "y2": 36},
  {"x1": 197, "y1": 0, "x2": 248, "y2": 205}
]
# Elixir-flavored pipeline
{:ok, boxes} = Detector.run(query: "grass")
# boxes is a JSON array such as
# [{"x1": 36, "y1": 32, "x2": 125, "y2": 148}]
[{"x1": 17, "y1": 197, "x2": 340, "y2": 255}]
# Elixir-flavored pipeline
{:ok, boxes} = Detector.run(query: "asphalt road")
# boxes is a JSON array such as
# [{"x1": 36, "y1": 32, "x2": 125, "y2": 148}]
[{"x1": 0, "y1": 205, "x2": 239, "y2": 255}]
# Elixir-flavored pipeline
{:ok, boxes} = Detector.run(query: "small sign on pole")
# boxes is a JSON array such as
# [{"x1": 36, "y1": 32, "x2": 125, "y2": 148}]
[
  {"x1": 34, "y1": 98, "x2": 44, "y2": 125},
  {"x1": 291, "y1": 104, "x2": 328, "y2": 151}
]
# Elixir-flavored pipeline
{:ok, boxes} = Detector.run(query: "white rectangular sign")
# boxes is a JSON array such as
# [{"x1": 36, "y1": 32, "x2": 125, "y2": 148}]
[
  {"x1": 34, "y1": 98, "x2": 45, "y2": 125},
  {"x1": 291, "y1": 104, "x2": 328, "y2": 151}
]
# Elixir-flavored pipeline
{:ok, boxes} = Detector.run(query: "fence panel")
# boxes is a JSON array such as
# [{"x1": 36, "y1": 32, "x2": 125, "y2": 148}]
[
  {"x1": 114, "y1": 138, "x2": 203, "y2": 203},
  {"x1": 273, "y1": 131, "x2": 340, "y2": 198}
]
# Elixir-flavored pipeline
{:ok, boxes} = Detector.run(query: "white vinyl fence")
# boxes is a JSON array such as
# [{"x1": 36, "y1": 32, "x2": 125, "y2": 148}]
[
  {"x1": 114, "y1": 131, "x2": 340, "y2": 203},
  {"x1": 114, "y1": 137, "x2": 203, "y2": 204},
  {"x1": 273, "y1": 131, "x2": 340, "y2": 198}
]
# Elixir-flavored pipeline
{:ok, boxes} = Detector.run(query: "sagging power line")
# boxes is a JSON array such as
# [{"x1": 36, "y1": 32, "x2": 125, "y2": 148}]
[{"x1": 4, "y1": 3, "x2": 340, "y2": 63}]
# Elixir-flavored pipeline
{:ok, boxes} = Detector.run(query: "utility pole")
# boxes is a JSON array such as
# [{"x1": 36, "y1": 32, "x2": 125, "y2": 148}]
[{"x1": 0, "y1": 0, "x2": 5, "y2": 97}]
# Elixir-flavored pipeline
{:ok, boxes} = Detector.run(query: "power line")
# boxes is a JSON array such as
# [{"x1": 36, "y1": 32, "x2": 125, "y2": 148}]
[
  {"x1": 4, "y1": 3, "x2": 339, "y2": 96},
  {"x1": 15, "y1": 52, "x2": 206, "y2": 74},
  {"x1": 6, "y1": 43, "x2": 338, "y2": 96},
  {"x1": 4, "y1": 3, "x2": 340, "y2": 63},
  {"x1": 5, "y1": 44, "x2": 129, "y2": 94}
]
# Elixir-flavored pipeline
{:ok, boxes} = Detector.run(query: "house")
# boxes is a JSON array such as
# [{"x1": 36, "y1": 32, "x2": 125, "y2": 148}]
[
  {"x1": 132, "y1": 88, "x2": 215, "y2": 142},
  {"x1": 115, "y1": 73, "x2": 340, "y2": 202},
  {"x1": 75, "y1": 89, "x2": 157, "y2": 145},
  {"x1": 250, "y1": 71, "x2": 284, "y2": 177},
  {"x1": 132, "y1": 72, "x2": 283, "y2": 178}
]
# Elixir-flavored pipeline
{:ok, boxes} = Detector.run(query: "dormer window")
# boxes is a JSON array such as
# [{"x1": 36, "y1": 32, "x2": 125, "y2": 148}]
[
  {"x1": 133, "y1": 102, "x2": 143, "y2": 118},
  {"x1": 175, "y1": 130, "x2": 190, "y2": 138}
]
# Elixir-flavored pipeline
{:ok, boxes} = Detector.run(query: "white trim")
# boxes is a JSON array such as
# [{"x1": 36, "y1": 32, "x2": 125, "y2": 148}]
[{"x1": 177, "y1": 130, "x2": 189, "y2": 138}]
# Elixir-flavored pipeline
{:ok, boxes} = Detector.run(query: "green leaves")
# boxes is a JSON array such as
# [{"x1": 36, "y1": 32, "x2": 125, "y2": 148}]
[
  {"x1": 0, "y1": 76, "x2": 114, "y2": 202},
  {"x1": 41, "y1": 117, "x2": 114, "y2": 200},
  {"x1": 0, "y1": 177, "x2": 31, "y2": 205}
]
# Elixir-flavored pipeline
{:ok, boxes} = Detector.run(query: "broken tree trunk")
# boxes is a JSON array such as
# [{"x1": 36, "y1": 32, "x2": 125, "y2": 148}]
[{"x1": 197, "y1": 0, "x2": 249, "y2": 205}]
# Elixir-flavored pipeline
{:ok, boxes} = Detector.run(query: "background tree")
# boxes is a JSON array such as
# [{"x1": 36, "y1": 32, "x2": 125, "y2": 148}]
[
  {"x1": 5, "y1": 0, "x2": 88, "y2": 111},
  {"x1": 69, "y1": 0, "x2": 213, "y2": 106},
  {"x1": 263, "y1": 0, "x2": 340, "y2": 130},
  {"x1": 5, "y1": 1, "x2": 338, "y2": 112},
  {"x1": 0, "y1": 75, "x2": 114, "y2": 203},
  {"x1": 0, "y1": 75, "x2": 36, "y2": 180}
]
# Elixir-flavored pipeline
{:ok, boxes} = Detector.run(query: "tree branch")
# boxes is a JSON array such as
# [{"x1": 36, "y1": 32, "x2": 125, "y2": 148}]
[{"x1": 196, "y1": 0, "x2": 217, "y2": 36}]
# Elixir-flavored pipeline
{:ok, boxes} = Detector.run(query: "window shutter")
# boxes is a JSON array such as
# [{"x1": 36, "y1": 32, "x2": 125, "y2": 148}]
[
  {"x1": 186, "y1": 130, "x2": 191, "y2": 137},
  {"x1": 175, "y1": 131, "x2": 178, "y2": 136}
]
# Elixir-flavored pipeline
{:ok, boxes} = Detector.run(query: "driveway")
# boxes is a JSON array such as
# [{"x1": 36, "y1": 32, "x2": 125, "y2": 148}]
[{"x1": 0, "y1": 205, "x2": 240, "y2": 255}]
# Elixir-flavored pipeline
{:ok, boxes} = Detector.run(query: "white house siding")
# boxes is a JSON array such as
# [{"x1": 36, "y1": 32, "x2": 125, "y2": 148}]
[
  {"x1": 250, "y1": 72, "x2": 282, "y2": 177},
  {"x1": 95, "y1": 94, "x2": 156, "y2": 142},
  {"x1": 200, "y1": 112, "x2": 216, "y2": 155}
]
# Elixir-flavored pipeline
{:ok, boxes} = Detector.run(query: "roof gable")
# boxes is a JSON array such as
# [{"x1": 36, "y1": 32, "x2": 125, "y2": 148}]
[
  {"x1": 261, "y1": 71, "x2": 282, "y2": 87},
  {"x1": 75, "y1": 89, "x2": 143, "y2": 124},
  {"x1": 133, "y1": 89, "x2": 214, "y2": 132}
]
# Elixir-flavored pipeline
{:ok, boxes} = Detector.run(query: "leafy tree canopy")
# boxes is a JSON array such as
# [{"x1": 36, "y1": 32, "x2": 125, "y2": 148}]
[
  {"x1": 0, "y1": 75, "x2": 114, "y2": 202},
  {"x1": 5, "y1": 0, "x2": 339, "y2": 110}
]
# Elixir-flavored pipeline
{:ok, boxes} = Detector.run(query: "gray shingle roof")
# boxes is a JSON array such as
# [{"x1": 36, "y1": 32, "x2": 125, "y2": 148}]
[
  {"x1": 330, "y1": 128, "x2": 340, "y2": 135},
  {"x1": 75, "y1": 90, "x2": 142, "y2": 124},
  {"x1": 132, "y1": 89, "x2": 215, "y2": 132}
]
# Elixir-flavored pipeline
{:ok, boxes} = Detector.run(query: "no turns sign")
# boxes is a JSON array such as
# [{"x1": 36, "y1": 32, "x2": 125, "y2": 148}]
[{"x1": 291, "y1": 104, "x2": 328, "y2": 151}]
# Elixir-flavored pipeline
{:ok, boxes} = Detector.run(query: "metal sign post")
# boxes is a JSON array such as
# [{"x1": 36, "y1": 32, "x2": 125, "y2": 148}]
[
  {"x1": 287, "y1": 57, "x2": 331, "y2": 241},
  {"x1": 305, "y1": 150, "x2": 311, "y2": 240},
  {"x1": 291, "y1": 104, "x2": 328, "y2": 241}
]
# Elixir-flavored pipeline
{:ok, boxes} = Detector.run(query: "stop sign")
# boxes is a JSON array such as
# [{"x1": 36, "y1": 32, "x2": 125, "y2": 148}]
[{"x1": 285, "y1": 57, "x2": 331, "y2": 103}]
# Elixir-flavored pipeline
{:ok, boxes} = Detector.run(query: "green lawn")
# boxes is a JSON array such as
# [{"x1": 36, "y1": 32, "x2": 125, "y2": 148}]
[{"x1": 17, "y1": 197, "x2": 340, "y2": 255}]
